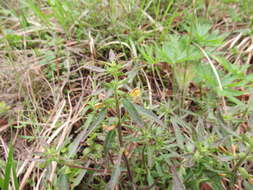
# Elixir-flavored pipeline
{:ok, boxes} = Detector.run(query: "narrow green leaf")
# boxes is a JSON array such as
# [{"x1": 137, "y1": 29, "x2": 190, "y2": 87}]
[
  {"x1": 171, "y1": 118, "x2": 185, "y2": 149},
  {"x1": 26, "y1": 0, "x2": 49, "y2": 24},
  {"x1": 68, "y1": 112, "x2": 94, "y2": 157},
  {"x1": 122, "y1": 98, "x2": 145, "y2": 127},
  {"x1": 58, "y1": 174, "x2": 69, "y2": 190},
  {"x1": 147, "y1": 170, "x2": 154, "y2": 187},
  {"x1": 216, "y1": 110, "x2": 239, "y2": 137},
  {"x1": 68, "y1": 109, "x2": 107, "y2": 160},
  {"x1": 12, "y1": 161, "x2": 19, "y2": 190},
  {"x1": 134, "y1": 104, "x2": 163, "y2": 126},
  {"x1": 89, "y1": 108, "x2": 107, "y2": 131},
  {"x1": 3, "y1": 146, "x2": 14, "y2": 190},
  {"x1": 72, "y1": 161, "x2": 90, "y2": 189},
  {"x1": 81, "y1": 108, "x2": 107, "y2": 143},
  {"x1": 104, "y1": 130, "x2": 116, "y2": 155},
  {"x1": 0, "y1": 177, "x2": 3, "y2": 188}
]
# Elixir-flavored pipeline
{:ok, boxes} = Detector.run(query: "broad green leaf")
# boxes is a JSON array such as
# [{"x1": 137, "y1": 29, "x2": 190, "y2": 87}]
[
  {"x1": 122, "y1": 98, "x2": 145, "y2": 128},
  {"x1": 238, "y1": 167, "x2": 251, "y2": 178}
]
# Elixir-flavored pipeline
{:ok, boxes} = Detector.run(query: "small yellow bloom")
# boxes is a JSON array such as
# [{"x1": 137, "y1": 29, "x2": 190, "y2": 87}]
[
  {"x1": 103, "y1": 124, "x2": 117, "y2": 131},
  {"x1": 129, "y1": 88, "x2": 141, "y2": 97},
  {"x1": 94, "y1": 102, "x2": 104, "y2": 109}
]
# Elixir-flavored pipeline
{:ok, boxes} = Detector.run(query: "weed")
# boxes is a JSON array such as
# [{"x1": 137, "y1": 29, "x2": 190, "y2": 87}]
[{"x1": 1, "y1": 0, "x2": 253, "y2": 190}]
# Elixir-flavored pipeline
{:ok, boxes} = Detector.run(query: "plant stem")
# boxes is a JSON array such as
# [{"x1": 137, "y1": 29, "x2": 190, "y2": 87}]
[{"x1": 114, "y1": 79, "x2": 134, "y2": 186}]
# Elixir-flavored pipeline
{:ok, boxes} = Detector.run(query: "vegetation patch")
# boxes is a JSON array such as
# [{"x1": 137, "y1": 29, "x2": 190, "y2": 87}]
[{"x1": 0, "y1": 0, "x2": 253, "y2": 189}]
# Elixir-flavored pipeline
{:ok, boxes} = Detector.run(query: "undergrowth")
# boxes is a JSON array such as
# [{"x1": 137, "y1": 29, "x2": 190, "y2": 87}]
[{"x1": 0, "y1": 0, "x2": 253, "y2": 189}]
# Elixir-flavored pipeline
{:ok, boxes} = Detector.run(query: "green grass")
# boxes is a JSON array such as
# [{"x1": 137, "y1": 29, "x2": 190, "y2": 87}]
[{"x1": 0, "y1": 0, "x2": 253, "y2": 189}]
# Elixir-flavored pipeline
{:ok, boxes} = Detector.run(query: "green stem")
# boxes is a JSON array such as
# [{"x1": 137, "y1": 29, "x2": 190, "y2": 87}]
[{"x1": 114, "y1": 77, "x2": 134, "y2": 186}]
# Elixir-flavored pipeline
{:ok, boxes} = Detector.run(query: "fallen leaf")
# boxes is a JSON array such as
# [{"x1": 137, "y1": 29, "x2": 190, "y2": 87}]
[{"x1": 103, "y1": 124, "x2": 117, "y2": 131}]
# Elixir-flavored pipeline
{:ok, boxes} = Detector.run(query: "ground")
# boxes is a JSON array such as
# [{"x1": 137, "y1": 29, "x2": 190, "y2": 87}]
[{"x1": 0, "y1": 0, "x2": 253, "y2": 189}]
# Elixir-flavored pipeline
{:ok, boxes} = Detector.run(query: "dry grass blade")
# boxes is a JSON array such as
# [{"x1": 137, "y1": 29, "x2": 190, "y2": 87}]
[
  {"x1": 0, "y1": 0, "x2": 252, "y2": 189},
  {"x1": 194, "y1": 43, "x2": 227, "y2": 112}
]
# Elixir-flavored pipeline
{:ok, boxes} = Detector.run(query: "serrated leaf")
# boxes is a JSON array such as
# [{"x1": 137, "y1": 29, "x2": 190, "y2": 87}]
[{"x1": 122, "y1": 98, "x2": 145, "y2": 127}]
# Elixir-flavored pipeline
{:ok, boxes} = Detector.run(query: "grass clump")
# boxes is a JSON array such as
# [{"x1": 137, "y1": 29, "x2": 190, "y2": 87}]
[{"x1": 0, "y1": 0, "x2": 253, "y2": 189}]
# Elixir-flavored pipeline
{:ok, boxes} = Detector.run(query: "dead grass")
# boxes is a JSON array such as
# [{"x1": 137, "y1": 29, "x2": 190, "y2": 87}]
[{"x1": 0, "y1": 0, "x2": 253, "y2": 189}]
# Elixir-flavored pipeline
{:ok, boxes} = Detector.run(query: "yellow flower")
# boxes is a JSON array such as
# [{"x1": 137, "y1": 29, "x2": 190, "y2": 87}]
[
  {"x1": 94, "y1": 102, "x2": 104, "y2": 109},
  {"x1": 129, "y1": 88, "x2": 141, "y2": 98}
]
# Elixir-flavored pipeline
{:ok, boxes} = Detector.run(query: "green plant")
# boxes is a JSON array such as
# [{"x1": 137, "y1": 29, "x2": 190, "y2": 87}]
[
  {"x1": 0, "y1": 146, "x2": 19, "y2": 190},
  {"x1": 1, "y1": 0, "x2": 253, "y2": 189}
]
